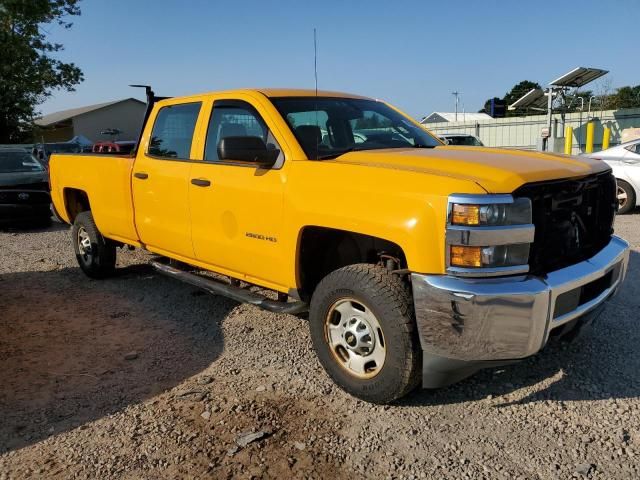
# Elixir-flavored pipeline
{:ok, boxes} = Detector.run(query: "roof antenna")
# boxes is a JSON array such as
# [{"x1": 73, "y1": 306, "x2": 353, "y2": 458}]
[
  {"x1": 314, "y1": 28, "x2": 318, "y2": 97},
  {"x1": 313, "y1": 28, "x2": 319, "y2": 159}
]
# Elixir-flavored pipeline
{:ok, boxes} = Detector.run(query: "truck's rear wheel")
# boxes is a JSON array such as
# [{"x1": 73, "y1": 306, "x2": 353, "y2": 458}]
[
  {"x1": 72, "y1": 211, "x2": 116, "y2": 278},
  {"x1": 309, "y1": 264, "x2": 421, "y2": 404}
]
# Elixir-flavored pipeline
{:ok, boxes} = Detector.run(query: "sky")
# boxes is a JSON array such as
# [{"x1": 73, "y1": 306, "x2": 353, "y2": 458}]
[{"x1": 41, "y1": 0, "x2": 638, "y2": 119}]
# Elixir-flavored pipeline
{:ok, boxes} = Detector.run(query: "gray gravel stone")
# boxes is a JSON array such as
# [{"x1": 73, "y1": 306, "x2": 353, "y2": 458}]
[
  {"x1": 236, "y1": 431, "x2": 266, "y2": 448},
  {"x1": 1, "y1": 214, "x2": 639, "y2": 479}
]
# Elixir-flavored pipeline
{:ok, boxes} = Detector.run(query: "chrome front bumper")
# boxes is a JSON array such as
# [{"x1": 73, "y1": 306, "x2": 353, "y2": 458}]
[{"x1": 411, "y1": 236, "x2": 629, "y2": 375}]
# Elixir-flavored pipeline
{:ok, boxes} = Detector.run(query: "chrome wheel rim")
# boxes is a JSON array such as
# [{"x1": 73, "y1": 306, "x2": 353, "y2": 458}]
[
  {"x1": 77, "y1": 227, "x2": 92, "y2": 262},
  {"x1": 324, "y1": 298, "x2": 386, "y2": 378},
  {"x1": 617, "y1": 186, "x2": 628, "y2": 209}
]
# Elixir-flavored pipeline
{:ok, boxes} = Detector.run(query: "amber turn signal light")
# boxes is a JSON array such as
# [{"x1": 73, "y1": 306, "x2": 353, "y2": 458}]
[
  {"x1": 451, "y1": 204, "x2": 480, "y2": 225},
  {"x1": 450, "y1": 245, "x2": 482, "y2": 267}
]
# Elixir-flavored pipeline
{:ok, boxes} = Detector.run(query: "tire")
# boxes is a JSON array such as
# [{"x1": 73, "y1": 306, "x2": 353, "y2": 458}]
[
  {"x1": 616, "y1": 179, "x2": 636, "y2": 215},
  {"x1": 72, "y1": 211, "x2": 116, "y2": 278},
  {"x1": 309, "y1": 264, "x2": 421, "y2": 404}
]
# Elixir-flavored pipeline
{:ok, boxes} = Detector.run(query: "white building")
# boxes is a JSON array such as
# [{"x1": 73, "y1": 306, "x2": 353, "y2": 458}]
[
  {"x1": 421, "y1": 111, "x2": 492, "y2": 124},
  {"x1": 35, "y1": 98, "x2": 146, "y2": 143}
]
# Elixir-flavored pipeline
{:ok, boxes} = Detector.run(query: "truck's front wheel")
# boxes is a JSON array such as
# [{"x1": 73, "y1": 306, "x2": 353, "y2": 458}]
[
  {"x1": 72, "y1": 211, "x2": 116, "y2": 279},
  {"x1": 309, "y1": 264, "x2": 421, "y2": 404}
]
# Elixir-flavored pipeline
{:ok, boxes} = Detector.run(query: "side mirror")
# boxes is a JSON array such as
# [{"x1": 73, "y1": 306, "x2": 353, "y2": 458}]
[{"x1": 218, "y1": 136, "x2": 279, "y2": 168}]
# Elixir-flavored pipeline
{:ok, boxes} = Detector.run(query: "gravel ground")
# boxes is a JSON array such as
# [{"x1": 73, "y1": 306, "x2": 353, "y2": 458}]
[{"x1": 0, "y1": 213, "x2": 639, "y2": 479}]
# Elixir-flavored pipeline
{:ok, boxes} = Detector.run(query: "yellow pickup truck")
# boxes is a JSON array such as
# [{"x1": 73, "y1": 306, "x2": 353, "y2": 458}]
[{"x1": 50, "y1": 88, "x2": 630, "y2": 403}]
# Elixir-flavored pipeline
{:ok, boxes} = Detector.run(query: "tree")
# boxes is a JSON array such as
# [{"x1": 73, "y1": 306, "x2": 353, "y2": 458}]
[
  {"x1": 562, "y1": 90, "x2": 594, "y2": 113},
  {"x1": 479, "y1": 97, "x2": 502, "y2": 116},
  {"x1": 479, "y1": 80, "x2": 542, "y2": 117},
  {"x1": 503, "y1": 80, "x2": 542, "y2": 117},
  {"x1": 614, "y1": 85, "x2": 640, "y2": 109},
  {"x1": 0, "y1": 0, "x2": 83, "y2": 143}
]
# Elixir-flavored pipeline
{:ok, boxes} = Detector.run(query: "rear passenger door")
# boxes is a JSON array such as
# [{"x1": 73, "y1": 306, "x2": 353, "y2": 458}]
[
  {"x1": 132, "y1": 101, "x2": 203, "y2": 259},
  {"x1": 188, "y1": 97, "x2": 288, "y2": 289}
]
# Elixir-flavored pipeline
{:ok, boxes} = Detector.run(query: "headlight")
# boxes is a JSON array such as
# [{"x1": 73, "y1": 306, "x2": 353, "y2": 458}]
[
  {"x1": 450, "y1": 197, "x2": 532, "y2": 226},
  {"x1": 446, "y1": 195, "x2": 534, "y2": 276}
]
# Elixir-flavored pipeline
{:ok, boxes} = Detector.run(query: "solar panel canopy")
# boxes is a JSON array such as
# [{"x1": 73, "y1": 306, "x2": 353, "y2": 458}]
[
  {"x1": 508, "y1": 88, "x2": 548, "y2": 110},
  {"x1": 549, "y1": 67, "x2": 608, "y2": 88}
]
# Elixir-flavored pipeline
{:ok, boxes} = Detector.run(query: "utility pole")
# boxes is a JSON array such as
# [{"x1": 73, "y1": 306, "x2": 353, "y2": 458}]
[{"x1": 452, "y1": 91, "x2": 461, "y2": 121}]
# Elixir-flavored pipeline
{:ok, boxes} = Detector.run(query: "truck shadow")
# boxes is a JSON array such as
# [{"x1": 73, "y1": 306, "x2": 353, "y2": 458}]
[
  {"x1": 0, "y1": 217, "x2": 69, "y2": 234},
  {"x1": 400, "y1": 249, "x2": 640, "y2": 408},
  {"x1": 0, "y1": 264, "x2": 235, "y2": 453}
]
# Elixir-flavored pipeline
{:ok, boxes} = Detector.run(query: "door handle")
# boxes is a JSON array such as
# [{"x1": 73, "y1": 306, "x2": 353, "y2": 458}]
[
  {"x1": 134, "y1": 172, "x2": 149, "y2": 180},
  {"x1": 191, "y1": 178, "x2": 211, "y2": 187}
]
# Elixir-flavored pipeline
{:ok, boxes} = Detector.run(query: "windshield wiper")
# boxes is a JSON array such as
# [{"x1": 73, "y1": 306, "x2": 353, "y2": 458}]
[
  {"x1": 316, "y1": 147, "x2": 358, "y2": 160},
  {"x1": 412, "y1": 143, "x2": 436, "y2": 148},
  {"x1": 316, "y1": 143, "x2": 434, "y2": 160}
]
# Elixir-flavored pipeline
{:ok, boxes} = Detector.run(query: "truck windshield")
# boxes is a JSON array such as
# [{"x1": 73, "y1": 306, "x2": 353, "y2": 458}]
[{"x1": 271, "y1": 97, "x2": 441, "y2": 160}]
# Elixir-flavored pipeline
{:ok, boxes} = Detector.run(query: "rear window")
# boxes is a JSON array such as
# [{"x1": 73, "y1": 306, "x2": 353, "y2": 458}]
[{"x1": 148, "y1": 103, "x2": 202, "y2": 159}]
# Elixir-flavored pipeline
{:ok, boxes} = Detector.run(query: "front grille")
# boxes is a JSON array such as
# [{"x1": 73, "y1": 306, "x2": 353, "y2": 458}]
[
  {"x1": 514, "y1": 172, "x2": 616, "y2": 275},
  {"x1": 0, "y1": 190, "x2": 51, "y2": 205},
  {"x1": 1, "y1": 182, "x2": 49, "y2": 191}
]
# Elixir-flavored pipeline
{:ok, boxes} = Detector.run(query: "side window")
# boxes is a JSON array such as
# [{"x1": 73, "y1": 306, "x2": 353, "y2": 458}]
[
  {"x1": 204, "y1": 101, "x2": 283, "y2": 164},
  {"x1": 148, "y1": 103, "x2": 202, "y2": 159}
]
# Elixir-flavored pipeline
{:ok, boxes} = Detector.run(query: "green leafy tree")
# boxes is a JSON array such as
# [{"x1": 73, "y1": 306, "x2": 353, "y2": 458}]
[
  {"x1": 479, "y1": 97, "x2": 501, "y2": 115},
  {"x1": 503, "y1": 80, "x2": 542, "y2": 117},
  {"x1": 479, "y1": 81, "x2": 542, "y2": 117},
  {"x1": 0, "y1": 0, "x2": 83, "y2": 143},
  {"x1": 614, "y1": 85, "x2": 640, "y2": 109},
  {"x1": 503, "y1": 80, "x2": 542, "y2": 107},
  {"x1": 562, "y1": 90, "x2": 594, "y2": 113}
]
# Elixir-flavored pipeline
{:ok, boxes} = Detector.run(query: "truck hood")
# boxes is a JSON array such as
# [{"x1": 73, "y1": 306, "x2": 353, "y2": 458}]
[{"x1": 331, "y1": 146, "x2": 610, "y2": 193}]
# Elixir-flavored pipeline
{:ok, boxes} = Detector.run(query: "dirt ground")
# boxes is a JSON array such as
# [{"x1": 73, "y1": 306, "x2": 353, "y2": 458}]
[{"x1": 1, "y1": 213, "x2": 639, "y2": 479}]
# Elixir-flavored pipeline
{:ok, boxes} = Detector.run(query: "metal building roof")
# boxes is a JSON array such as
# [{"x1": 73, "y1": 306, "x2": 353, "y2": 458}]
[
  {"x1": 421, "y1": 112, "x2": 493, "y2": 123},
  {"x1": 35, "y1": 98, "x2": 145, "y2": 127}
]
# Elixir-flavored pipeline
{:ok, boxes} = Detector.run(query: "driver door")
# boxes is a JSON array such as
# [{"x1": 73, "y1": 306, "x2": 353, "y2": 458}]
[{"x1": 188, "y1": 96, "x2": 288, "y2": 289}]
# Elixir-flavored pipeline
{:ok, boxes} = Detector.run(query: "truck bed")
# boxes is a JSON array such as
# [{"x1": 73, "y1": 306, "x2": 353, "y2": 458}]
[{"x1": 49, "y1": 153, "x2": 140, "y2": 245}]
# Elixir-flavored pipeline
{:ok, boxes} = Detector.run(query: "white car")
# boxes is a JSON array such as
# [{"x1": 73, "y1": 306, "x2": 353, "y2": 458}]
[
  {"x1": 437, "y1": 133, "x2": 484, "y2": 146},
  {"x1": 584, "y1": 139, "x2": 640, "y2": 214}
]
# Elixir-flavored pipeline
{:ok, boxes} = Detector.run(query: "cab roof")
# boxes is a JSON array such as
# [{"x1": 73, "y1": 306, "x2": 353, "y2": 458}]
[
  {"x1": 163, "y1": 88, "x2": 371, "y2": 103},
  {"x1": 256, "y1": 88, "x2": 369, "y2": 99}
]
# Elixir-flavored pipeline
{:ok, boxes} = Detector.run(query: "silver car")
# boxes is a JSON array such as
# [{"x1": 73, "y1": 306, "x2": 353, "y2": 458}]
[
  {"x1": 438, "y1": 133, "x2": 484, "y2": 146},
  {"x1": 584, "y1": 139, "x2": 640, "y2": 214}
]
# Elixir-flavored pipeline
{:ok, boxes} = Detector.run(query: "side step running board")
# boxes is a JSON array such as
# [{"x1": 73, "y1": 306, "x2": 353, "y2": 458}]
[{"x1": 151, "y1": 260, "x2": 308, "y2": 315}]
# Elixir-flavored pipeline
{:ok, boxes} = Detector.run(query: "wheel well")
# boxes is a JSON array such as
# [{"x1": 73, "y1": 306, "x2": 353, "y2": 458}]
[
  {"x1": 297, "y1": 226, "x2": 407, "y2": 301},
  {"x1": 63, "y1": 188, "x2": 91, "y2": 223}
]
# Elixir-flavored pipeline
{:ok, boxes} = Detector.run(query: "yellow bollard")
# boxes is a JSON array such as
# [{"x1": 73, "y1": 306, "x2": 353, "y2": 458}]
[
  {"x1": 564, "y1": 126, "x2": 573, "y2": 155},
  {"x1": 585, "y1": 122, "x2": 595, "y2": 153},
  {"x1": 602, "y1": 127, "x2": 611, "y2": 150}
]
